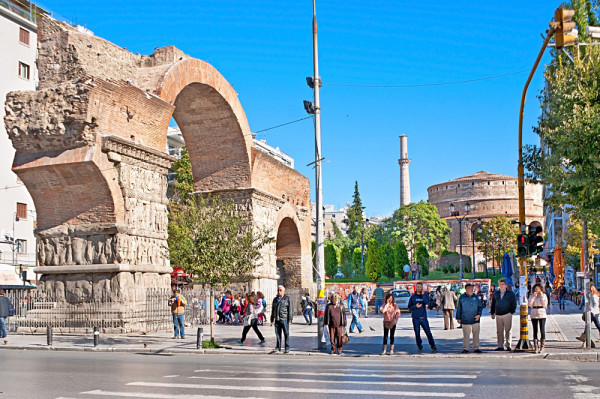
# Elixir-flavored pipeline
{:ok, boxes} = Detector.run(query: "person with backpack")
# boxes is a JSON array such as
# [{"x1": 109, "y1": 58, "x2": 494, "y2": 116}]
[
  {"x1": 0, "y1": 290, "x2": 14, "y2": 339},
  {"x1": 348, "y1": 286, "x2": 364, "y2": 333},
  {"x1": 300, "y1": 292, "x2": 315, "y2": 325},
  {"x1": 257, "y1": 291, "x2": 267, "y2": 325}
]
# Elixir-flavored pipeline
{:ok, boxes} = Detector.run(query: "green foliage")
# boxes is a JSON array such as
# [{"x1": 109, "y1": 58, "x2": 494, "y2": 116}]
[
  {"x1": 339, "y1": 246, "x2": 354, "y2": 277},
  {"x1": 343, "y1": 181, "x2": 366, "y2": 244},
  {"x1": 365, "y1": 239, "x2": 381, "y2": 282},
  {"x1": 202, "y1": 340, "x2": 222, "y2": 348},
  {"x1": 324, "y1": 243, "x2": 339, "y2": 277},
  {"x1": 524, "y1": 44, "x2": 600, "y2": 225},
  {"x1": 171, "y1": 147, "x2": 194, "y2": 198},
  {"x1": 381, "y1": 243, "x2": 395, "y2": 279},
  {"x1": 394, "y1": 240, "x2": 410, "y2": 276},
  {"x1": 389, "y1": 201, "x2": 451, "y2": 260},
  {"x1": 352, "y1": 247, "x2": 364, "y2": 276},
  {"x1": 474, "y1": 215, "x2": 518, "y2": 262},
  {"x1": 416, "y1": 244, "x2": 430, "y2": 276},
  {"x1": 565, "y1": 215, "x2": 600, "y2": 267}
]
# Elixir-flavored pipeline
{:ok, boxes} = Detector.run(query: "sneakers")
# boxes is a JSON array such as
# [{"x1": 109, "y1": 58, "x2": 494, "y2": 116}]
[
  {"x1": 259, "y1": 339, "x2": 266, "y2": 345},
  {"x1": 494, "y1": 347, "x2": 504, "y2": 351},
  {"x1": 505, "y1": 347, "x2": 512, "y2": 352},
  {"x1": 462, "y1": 349, "x2": 469, "y2": 354},
  {"x1": 474, "y1": 349, "x2": 482, "y2": 354},
  {"x1": 284, "y1": 348, "x2": 290, "y2": 354},
  {"x1": 237, "y1": 340, "x2": 244, "y2": 345},
  {"x1": 432, "y1": 347, "x2": 438, "y2": 353},
  {"x1": 417, "y1": 348, "x2": 423, "y2": 353},
  {"x1": 358, "y1": 329, "x2": 364, "y2": 333}
]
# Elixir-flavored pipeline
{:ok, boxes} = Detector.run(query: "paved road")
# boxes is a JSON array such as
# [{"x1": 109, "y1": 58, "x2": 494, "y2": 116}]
[{"x1": 1, "y1": 351, "x2": 600, "y2": 398}]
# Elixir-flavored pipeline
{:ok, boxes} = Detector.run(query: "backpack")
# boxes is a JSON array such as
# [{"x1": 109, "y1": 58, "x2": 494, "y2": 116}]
[{"x1": 8, "y1": 302, "x2": 15, "y2": 317}]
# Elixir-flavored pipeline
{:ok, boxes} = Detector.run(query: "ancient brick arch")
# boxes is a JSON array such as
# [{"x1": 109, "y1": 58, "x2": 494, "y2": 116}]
[{"x1": 150, "y1": 58, "x2": 253, "y2": 191}]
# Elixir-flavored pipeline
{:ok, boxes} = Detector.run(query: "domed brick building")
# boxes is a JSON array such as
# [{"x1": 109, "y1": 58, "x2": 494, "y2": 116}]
[{"x1": 427, "y1": 171, "x2": 544, "y2": 271}]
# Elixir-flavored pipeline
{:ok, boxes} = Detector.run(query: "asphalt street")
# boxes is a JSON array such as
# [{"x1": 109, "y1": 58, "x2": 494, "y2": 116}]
[{"x1": 0, "y1": 351, "x2": 599, "y2": 399}]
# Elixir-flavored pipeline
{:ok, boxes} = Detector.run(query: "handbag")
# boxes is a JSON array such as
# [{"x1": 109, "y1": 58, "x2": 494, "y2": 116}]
[
  {"x1": 341, "y1": 331, "x2": 350, "y2": 346},
  {"x1": 8, "y1": 303, "x2": 15, "y2": 317}
]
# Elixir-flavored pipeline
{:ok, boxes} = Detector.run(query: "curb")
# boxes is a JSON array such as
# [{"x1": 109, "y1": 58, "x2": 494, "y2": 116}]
[{"x1": 1, "y1": 345, "x2": 598, "y2": 360}]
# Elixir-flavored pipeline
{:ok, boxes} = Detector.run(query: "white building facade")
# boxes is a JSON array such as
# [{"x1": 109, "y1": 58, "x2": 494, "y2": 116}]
[{"x1": 0, "y1": 1, "x2": 41, "y2": 281}]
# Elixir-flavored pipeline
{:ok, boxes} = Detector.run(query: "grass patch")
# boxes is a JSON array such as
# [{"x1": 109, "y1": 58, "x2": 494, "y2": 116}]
[
  {"x1": 326, "y1": 272, "x2": 505, "y2": 286},
  {"x1": 202, "y1": 340, "x2": 222, "y2": 349}
]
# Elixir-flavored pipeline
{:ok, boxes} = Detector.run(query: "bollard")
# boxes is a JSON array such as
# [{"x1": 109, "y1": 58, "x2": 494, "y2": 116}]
[
  {"x1": 47, "y1": 326, "x2": 53, "y2": 346},
  {"x1": 93, "y1": 326, "x2": 99, "y2": 347},
  {"x1": 196, "y1": 327, "x2": 203, "y2": 349}
]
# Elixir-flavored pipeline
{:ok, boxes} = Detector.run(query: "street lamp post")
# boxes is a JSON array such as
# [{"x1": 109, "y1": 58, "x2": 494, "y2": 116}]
[
  {"x1": 483, "y1": 229, "x2": 489, "y2": 278},
  {"x1": 355, "y1": 218, "x2": 369, "y2": 273},
  {"x1": 493, "y1": 232, "x2": 498, "y2": 276},
  {"x1": 471, "y1": 218, "x2": 482, "y2": 279},
  {"x1": 450, "y1": 202, "x2": 471, "y2": 280}
]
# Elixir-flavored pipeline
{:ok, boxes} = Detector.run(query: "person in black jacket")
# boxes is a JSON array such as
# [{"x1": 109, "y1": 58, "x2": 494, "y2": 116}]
[
  {"x1": 408, "y1": 282, "x2": 437, "y2": 353},
  {"x1": 0, "y1": 290, "x2": 13, "y2": 339},
  {"x1": 271, "y1": 285, "x2": 293, "y2": 353},
  {"x1": 490, "y1": 278, "x2": 517, "y2": 351}
]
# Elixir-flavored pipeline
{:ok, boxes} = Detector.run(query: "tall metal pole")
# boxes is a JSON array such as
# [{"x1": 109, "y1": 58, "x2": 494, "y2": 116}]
[
  {"x1": 516, "y1": 26, "x2": 555, "y2": 351},
  {"x1": 583, "y1": 220, "x2": 592, "y2": 348},
  {"x1": 472, "y1": 227, "x2": 477, "y2": 279},
  {"x1": 459, "y1": 220, "x2": 464, "y2": 280},
  {"x1": 311, "y1": 0, "x2": 326, "y2": 350},
  {"x1": 360, "y1": 231, "x2": 364, "y2": 272},
  {"x1": 484, "y1": 234, "x2": 489, "y2": 278}
]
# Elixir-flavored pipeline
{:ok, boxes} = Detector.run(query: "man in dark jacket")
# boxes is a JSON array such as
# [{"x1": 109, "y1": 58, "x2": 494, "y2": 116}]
[
  {"x1": 490, "y1": 278, "x2": 517, "y2": 351},
  {"x1": 0, "y1": 290, "x2": 13, "y2": 339},
  {"x1": 408, "y1": 282, "x2": 437, "y2": 353},
  {"x1": 271, "y1": 285, "x2": 293, "y2": 353},
  {"x1": 456, "y1": 283, "x2": 484, "y2": 353}
]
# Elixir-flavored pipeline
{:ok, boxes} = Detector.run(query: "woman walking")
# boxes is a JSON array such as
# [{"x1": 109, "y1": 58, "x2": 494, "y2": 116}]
[
  {"x1": 360, "y1": 287, "x2": 369, "y2": 318},
  {"x1": 237, "y1": 293, "x2": 265, "y2": 345},
  {"x1": 435, "y1": 286, "x2": 443, "y2": 316},
  {"x1": 528, "y1": 283, "x2": 548, "y2": 353},
  {"x1": 380, "y1": 292, "x2": 401, "y2": 355},
  {"x1": 324, "y1": 293, "x2": 347, "y2": 355}
]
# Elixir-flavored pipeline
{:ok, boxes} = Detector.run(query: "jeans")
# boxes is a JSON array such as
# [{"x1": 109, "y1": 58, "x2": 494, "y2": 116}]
[
  {"x1": 303, "y1": 308, "x2": 313, "y2": 325},
  {"x1": 375, "y1": 299, "x2": 383, "y2": 314},
  {"x1": 559, "y1": 296, "x2": 566, "y2": 310},
  {"x1": 274, "y1": 320, "x2": 289, "y2": 351},
  {"x1": 241, "y1": 318, "x2": 264, "y2": 342},
  {"x1": 412, "y1": 317, "x2": 436, "y2": 349},
  {"x1": 592, "y1": 313, "x2": 600, "y2": 334},
  {"x1": 579, "y1": 296, "x2": 585, "y2": 310},
  {"x1": 349, "y1": 309, "x2": 363, "y2": 332},
  {"x1": 172, "y1": 314, "x2": 185, "y2": 337},
  {"x1": 0, "y1": 317, "x2": 6, "y2": 338}
]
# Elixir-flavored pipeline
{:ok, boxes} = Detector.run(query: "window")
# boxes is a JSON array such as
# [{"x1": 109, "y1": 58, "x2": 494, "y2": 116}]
[
  {"x1": 16, "y1": 202, "x2": 27, "y2": 219},
  {"x1": 16, "y1": 240, "x2": 27, "y2": 254},
  {"x1": 19, "y1": 28, "x2": 30, "y2": 45},
  {"x1": 19, "y1": 62, "x2": 30, "y2": 80}
]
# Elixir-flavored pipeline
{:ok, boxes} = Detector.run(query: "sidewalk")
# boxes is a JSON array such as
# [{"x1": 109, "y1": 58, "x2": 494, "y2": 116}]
[{"x1": 1, "y1": 298, "x2": 598, "y2": 361}]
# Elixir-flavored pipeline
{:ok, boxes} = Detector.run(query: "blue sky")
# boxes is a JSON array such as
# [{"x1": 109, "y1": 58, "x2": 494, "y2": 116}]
[{"x1": 41, "y1": 0, "x2": 559, "y2": 217}]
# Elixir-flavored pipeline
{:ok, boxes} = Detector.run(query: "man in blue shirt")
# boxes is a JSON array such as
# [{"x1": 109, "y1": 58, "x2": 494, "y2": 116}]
[
  {"x1": 348, "y1": 286, "x2": 364, "y2": 333},
  {"x1": 408, "y1": 282, "x2": 437, "y2": 353},
  {"x1": 456, "y1": 283, "x2": 484, "y2": 353}
]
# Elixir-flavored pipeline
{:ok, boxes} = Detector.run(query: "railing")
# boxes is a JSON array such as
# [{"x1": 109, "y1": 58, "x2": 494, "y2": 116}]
[
  {"x1": 4, "y1": 287, "x2": 211, "y2": 334},
  {"x1": 0, "y1": 0, "x2": 37, "y2": 23}
]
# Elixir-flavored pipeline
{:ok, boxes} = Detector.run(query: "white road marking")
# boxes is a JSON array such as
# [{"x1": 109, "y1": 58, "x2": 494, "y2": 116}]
[
  {"x1": 189, "y1": 375, "x2": 472, "y2": 387},
  {"x1": 82, "y1": 390, "x2": 267, "y2": 399},
  {"x1": 193, "y1": 368, "x2": 477, "y2": 379},
  {"x1": 162, "y1": 375, "x2": 179, "y2": 378},
  {"x1": 126, "y1": 381, "x2": 466, "y2": 398}
]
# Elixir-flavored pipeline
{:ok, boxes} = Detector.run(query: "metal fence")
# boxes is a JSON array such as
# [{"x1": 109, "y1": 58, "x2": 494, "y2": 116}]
[{"x1": 4, "y1": 288, "x2": 211, "y2": 334}]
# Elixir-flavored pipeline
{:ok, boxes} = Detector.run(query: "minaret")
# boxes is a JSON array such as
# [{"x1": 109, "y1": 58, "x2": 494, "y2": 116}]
[{"x1": 399, "y1": 135, "x2": 411, "y2": 206}]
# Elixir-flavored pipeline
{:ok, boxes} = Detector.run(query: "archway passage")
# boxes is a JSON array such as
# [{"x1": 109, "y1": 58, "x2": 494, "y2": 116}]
[{"x1": 276, "y1": 217, "x2": 302, "y2": 288}]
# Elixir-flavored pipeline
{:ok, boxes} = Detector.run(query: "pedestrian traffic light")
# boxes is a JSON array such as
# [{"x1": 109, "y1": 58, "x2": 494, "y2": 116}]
[
  {"x1": 517, "y1": 234, "x2": 529, "y2": 257},
  {"x1": 553, "y1": 7, "x2": 577, "y2": 49},
  {"x1": 528, "y1": 225, "x2": 544, "y2": 256},
  {"x1": 303, "y1": 100, "x2": 316, "y2": 114}
]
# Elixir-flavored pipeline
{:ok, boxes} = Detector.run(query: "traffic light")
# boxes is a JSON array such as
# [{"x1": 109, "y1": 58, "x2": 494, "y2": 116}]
[
  {"x1": 517, "y1": 234, "x2": 529, "y2": 257},
  {"x1": 553, "y1": 7, "x2": 577, "y2": 49},
  {"x1": 528, "y1": 225, "x2": 544, "y2": 256}
]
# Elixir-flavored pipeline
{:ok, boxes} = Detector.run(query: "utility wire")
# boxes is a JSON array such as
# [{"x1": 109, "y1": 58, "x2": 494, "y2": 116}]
[
  {"x1": 323, "y1": 70, "x2": 529, "y2": 88},
  {"x1": 254, "y1": 116, "x2": 313, "y2": 133}
]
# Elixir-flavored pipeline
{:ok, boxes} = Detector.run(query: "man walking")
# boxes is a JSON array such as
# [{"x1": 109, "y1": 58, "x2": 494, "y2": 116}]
[
  {"x1": 348, "y1": 286, "x2": 364, "y2": 333},
  {"x1": 0, "y1": 290, "x2": 13, "y2": 339},
  {"x1": 168, "y1": 289, "x2": 187, "y2": 339},
  {"x1": 403, "y1": 264, "x2": 410, "y2": 281},
  {"x1": 408, "y1": 282, "x2": 438, "y2": 353},
  {"x1": 300, "y1": 292, "x2": 314, "y2": 325},
  {"x1": 456, "y1": 283, "x2": 484, "y2": 353},
  {"x1": 490, "y1": 278, "x2": 517, "y2": 351},
  {"x1": 271, "y1": 285, "x2": 293, "y2": 353},
  {"x1": 558, "y1": 283, "x2": 567, "y2": 311},
  {"x1": 441, "y1": 286, "x2": 457, "y2": 330},
  {"x1": 373, "y1": 285, "x2": 385, "y2": 315}
]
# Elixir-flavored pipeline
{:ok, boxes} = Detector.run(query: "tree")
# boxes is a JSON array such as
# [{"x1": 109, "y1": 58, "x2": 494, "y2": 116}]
[
  {"x1": 394, "y1": 240, "x2": 409, "y2": 277},
  {"x1": 339, "y1": 246, "x2": 354, "y2": 278},
  {"x1": 475, "y1": 215, "x2": 519, "y2": 263},
  {"x1": 565, "y1": 215, "x2": 600, "y2": 267},
  {"x1": 324, "y1": 243, "x2": 339, "y2": 277},
  {"x1": 365, "y1": 239, "x2": 381, "y2": 282},
  {"x1": 389, "y1": 201, "x2": 451, "y2": 260},
  {"x1": 352, "y1": 247, "x2": 364, "y2": 276},
  {"x1": 168, "y1": 195, "x2": 272, "y2": 342},
  {"x1": 381, "y1": 243, "x2": 395, "y2": 279},
  {"x1": 343, "y1": 181, "x2": 366, "y2": 244},
  {"x1": 171, "y1": 147, "x2": 194, "y2": 198},
  {"x1": 416, "y1": 244, "x2": 430, "y2": 276}
]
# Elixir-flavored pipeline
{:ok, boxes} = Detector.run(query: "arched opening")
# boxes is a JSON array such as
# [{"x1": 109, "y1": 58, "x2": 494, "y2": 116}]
[{"x1": 276, "y1": 217, "x2": 302, "y2": 288}]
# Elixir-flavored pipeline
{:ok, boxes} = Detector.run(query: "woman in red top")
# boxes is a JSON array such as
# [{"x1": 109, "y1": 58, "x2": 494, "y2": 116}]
[{"x1": 380, "y1": 292, "x2": 401, "y2": 355}]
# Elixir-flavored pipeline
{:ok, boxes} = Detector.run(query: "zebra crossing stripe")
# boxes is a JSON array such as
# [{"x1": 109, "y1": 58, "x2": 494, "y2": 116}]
[
  {"x1": 193, "y1": 368, "x2": 478, "y2": 379},
  {"x1": 82, "y1": 390, "x2": 267, "y2": 399},
  {"x1": 125, "y1": 381, "x2": 466, "y2": 398},
  {"x1": 189, "y1": 375, "x2": 473, "y2": 387}
]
